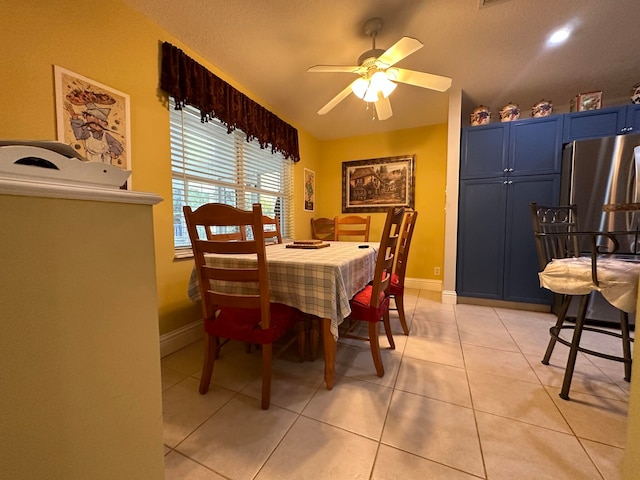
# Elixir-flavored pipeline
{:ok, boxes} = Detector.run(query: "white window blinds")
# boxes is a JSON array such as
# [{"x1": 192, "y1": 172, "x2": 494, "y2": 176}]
[{"x1": 170, "y1": 99, "x2": 294, "y2": 250}]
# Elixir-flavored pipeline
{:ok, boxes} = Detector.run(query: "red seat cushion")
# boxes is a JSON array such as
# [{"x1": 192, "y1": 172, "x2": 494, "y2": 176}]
[
  {"x1": 390, "y1": 273, "x2": 403, "y2": 295},
  {"x1": 349, "y1": 285, "x2": 390, "y2": 323},
  {"x1": 204, "y1": 303, "x2": 301, "y2": 344}
]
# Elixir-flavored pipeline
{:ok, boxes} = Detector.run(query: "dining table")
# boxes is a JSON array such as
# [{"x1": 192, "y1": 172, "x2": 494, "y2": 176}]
[{"x1": 187, "y1": 240, "x2": 379, "y2": 389}]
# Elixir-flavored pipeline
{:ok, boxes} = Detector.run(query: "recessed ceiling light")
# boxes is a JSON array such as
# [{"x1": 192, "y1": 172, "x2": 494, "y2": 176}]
[{"x1": 548, "y1": 27, "x2": 571, "y2": 46}]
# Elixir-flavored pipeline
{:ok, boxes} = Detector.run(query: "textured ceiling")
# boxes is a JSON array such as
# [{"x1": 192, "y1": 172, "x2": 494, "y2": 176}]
[{"x1": 124, "y1": 0, "x2": 640, "y2": 140}]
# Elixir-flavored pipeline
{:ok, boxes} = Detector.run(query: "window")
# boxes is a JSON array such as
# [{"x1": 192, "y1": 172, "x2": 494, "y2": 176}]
[{"x1": 170, "y1": 99, "x2": 293, "y2": 253}]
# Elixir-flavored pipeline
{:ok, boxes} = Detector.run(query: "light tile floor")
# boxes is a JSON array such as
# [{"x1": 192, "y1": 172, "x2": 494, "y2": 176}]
[{"x1": 162, "y1": 290, "x2": 632, "y2": 480}]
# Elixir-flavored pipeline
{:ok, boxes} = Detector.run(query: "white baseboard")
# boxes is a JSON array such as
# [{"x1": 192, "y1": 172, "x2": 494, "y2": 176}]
[
  {"x1": 405, "y1": 277, "x2": 442, "y2": 292},
  {"x1": 441, "y1": 289, "x2": 458, "y2": 305},
  {"x1": 159, "y1": 319, "x2": 203, "y2": 358}
]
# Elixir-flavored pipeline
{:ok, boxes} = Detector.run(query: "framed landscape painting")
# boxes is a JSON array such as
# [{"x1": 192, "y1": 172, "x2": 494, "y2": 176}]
[{"x1": 342, "y1": 154, "x2": 415, "y2": 213}]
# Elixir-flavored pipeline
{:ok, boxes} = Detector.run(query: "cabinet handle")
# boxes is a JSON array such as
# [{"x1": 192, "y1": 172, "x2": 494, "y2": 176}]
[
  {"x1": 503, "y1": 168, "x2": 509, "y2": 172},
  {"x1": 503, "y1": 180, "x2": 513, "y2": 185},
  {"x1": 508, "y1": 168, "x2": 514, "y2": 172}
]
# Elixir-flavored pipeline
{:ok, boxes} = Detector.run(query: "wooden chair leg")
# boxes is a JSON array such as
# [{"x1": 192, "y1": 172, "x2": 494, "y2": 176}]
[
  {"x1": 214, "y1": 337, "x2": 221, "y2": 359},
  {"x1": 560, "y1": 295, "x2": 589, "y2": 400},
  {"x1": 395, "y1": 294, "x2": 409, "y2": 335},
  {"x1": 621, "y1": 311, "x2": 633, "y2": 382},
  {"x1": 296, "y1": 321, "x2": 306, "y2": 362},
  {"x1": 368, "y1": 322, "x2": 384, "y2": 377},
  {"x1": 382, "y1": 311, "x2": 395, "y2": 350},
  {"x1": 261, "y1": 343, "x2": 273, "y2": 410},
  {"x1": 199, "y1": 334, "x2": 217, "y2": 394},
  {"x1": 310, "y1": 317, "x2": 320, "y2": 361}
]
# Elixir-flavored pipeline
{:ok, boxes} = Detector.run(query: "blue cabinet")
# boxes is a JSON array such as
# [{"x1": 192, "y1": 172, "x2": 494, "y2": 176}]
[
  {"x1": 502, "y1": 175, "x2": 558, "y2": 303},
  {"x1": 508, "y1": 117, "x2": 564, "y2": 175},
  {"x1": 457, "y1": 178, "x2": 507, "y2": 299},
  {"x1": 460, "y1": 123, "x2": 508, "y2": 178},
  {"x1": 625, "y1": 104, "x2": 640, "y2": 133},
  {"x1": 562, "y1": 104, "x2": 640, "y2": 142},
  {"x1": 461, "y1": 115, "x2": 563, "y2": 179},
  {"x1": 457, "y1": 116, "x2": 563, "y2": 304},
  {"x1": 457, "y1": 175, "x2": 558, "y2": 303}
]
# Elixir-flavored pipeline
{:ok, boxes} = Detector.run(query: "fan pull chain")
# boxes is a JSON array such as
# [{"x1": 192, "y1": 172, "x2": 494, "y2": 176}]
[{"x1": 365, "y1": 102, "x2": 376, "y2": 121}]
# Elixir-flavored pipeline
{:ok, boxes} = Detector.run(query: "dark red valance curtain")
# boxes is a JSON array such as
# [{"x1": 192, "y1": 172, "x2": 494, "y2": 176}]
[{"x1": 160, "y1": 42, "x2": 300, "y2": 162}]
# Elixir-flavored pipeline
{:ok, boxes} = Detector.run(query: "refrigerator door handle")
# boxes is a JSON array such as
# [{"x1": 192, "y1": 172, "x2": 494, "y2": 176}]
[
  {"x1": 633, "y1": 146, "x2": 640, "y2": 204},
  {"x1": 631, "y1": 146, "x2": 640, "y2": 239}
]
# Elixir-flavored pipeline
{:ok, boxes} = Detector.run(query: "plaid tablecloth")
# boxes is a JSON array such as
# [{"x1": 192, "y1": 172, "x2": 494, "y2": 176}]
[{"x1": 187, "y1": 241, "x2": 379, "y2": 339}]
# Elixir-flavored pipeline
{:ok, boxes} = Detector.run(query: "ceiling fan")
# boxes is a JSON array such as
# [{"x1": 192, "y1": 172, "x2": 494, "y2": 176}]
[{"x1": 308, "y1": 17, "x2": 452, "y2": 120}]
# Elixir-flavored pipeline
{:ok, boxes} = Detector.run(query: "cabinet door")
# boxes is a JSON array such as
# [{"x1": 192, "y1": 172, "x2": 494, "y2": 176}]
[
  {"x1": 502, "y1": 175, "x2": 559, "y2": 304},
  {"x1": 460, "y1": 123, "x2": 508, "y2": 179},
  {"x1": 625, "y1": 104, "x2": 640, "y2": 134},
  {"x1": 456, "y1": 178, "x2": 507, "y2": 299},
  {"x1": 562, "y1": 106, "x2": 626, "y2": 142},
  {"x1": 509, "y1": 116, "x2": 563, "y2": 176}
]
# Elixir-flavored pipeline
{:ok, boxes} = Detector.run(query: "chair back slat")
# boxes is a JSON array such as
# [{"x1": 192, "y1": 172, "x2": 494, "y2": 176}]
[
  {"x1": 335, "y1": 215, "x2": 371, "y2": 242},
  {"x1": 208, "y1": 292, "x2": 262, "y2": 309},
  {"x1": 200, "y1": 264, "x2": 260, "y2": 283},
  {"x1": 194, "y1": 238, "x2": 259, "y2": 255}
]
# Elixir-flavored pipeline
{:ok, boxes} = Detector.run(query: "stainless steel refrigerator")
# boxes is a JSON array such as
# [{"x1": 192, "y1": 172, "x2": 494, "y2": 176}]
[{"x1": 560, "y1": 132, "x2": 640, "y2": 325}]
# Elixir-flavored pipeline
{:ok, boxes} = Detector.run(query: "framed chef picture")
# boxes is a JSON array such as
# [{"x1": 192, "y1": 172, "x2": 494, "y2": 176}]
[{"x1": 54, "y1": 65, "x2": 131, "y2": 187}]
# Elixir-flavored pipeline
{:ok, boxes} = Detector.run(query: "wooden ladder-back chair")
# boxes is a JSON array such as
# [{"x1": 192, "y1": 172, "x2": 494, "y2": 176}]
[
  {"x1": 390, "y1": 209, "x2": 419, "y2": 335},
  {"x1": 342, "y1": 207, "x2": 404, "y2": 376},
  {"x1": 530, "y1": 202, "x2": 637, "y2": 400},
  {"x1": 335, "y1": 215, "x2": 371, "y2": 242},
  {"x1": 184, "y1": 202, "x2": 304, "y2": 409},
  {"x1": 311, "y1": 217, "x2": 336, "y2": 241},
  {"x1": 261, "y1": 214, "x2": 283, "y2": 244}
]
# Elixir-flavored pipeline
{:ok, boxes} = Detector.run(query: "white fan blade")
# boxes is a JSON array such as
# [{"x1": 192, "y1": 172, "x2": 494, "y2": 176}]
[
  {"x1": 375, "y1": 95, "x2": 393, "y2": 120},
  {"x1": 375, "y1": 37, "x2": 423, "y2": 68},
  {"x1": 390, "y1": 68, "x2": 452, "y2": 92},
  {"x1": 317, "y1": 80, "x2": 357, "y2": 115},
  {"x1": 308, "y1": 65, "x2": 362, "y2": 74}
]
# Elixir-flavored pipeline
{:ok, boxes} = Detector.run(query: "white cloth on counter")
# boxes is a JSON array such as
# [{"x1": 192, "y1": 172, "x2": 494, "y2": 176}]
[{"x1": 539, "y1": 256, "x2": 640, "y2": 313}]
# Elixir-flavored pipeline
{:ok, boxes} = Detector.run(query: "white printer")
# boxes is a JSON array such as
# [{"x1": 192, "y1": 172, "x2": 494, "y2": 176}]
[{"x1": 0, "y1": 140, "x2": 131, "y2": 188}]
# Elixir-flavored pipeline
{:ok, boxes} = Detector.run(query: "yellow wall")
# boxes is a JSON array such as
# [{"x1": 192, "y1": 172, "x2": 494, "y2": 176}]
[
  {"x1": 318, "y1": 125, "x2": 448, "y2": 280},
  {"x1": 0, "y1": 0, "x2": 446, "y2": 340}
]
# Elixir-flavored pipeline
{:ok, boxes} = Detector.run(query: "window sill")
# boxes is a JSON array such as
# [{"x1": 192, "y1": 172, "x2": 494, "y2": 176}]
[{"x1": 174, "y1": 247, "x2": 193, "y2": 260}]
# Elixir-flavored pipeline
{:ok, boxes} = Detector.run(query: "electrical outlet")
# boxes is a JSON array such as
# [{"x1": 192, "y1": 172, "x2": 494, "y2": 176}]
[{"x1": 434, "y1": 267, "x2": 441, "y2": 276}]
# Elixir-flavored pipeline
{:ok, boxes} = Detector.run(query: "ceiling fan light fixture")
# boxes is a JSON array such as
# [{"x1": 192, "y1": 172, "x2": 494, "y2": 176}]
[
  {"x1": 351, "y1": 77, "x2": 369, "y2": 99},
  {"x1": 352, "y1": 71, "x2": 397, "y2": 103},
  {"x1": 376, "y1": 77, "x2": 398, "y2": 98},
  {"x1": 363, "y1": 86, "x2": 379, "y2": 103}
]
